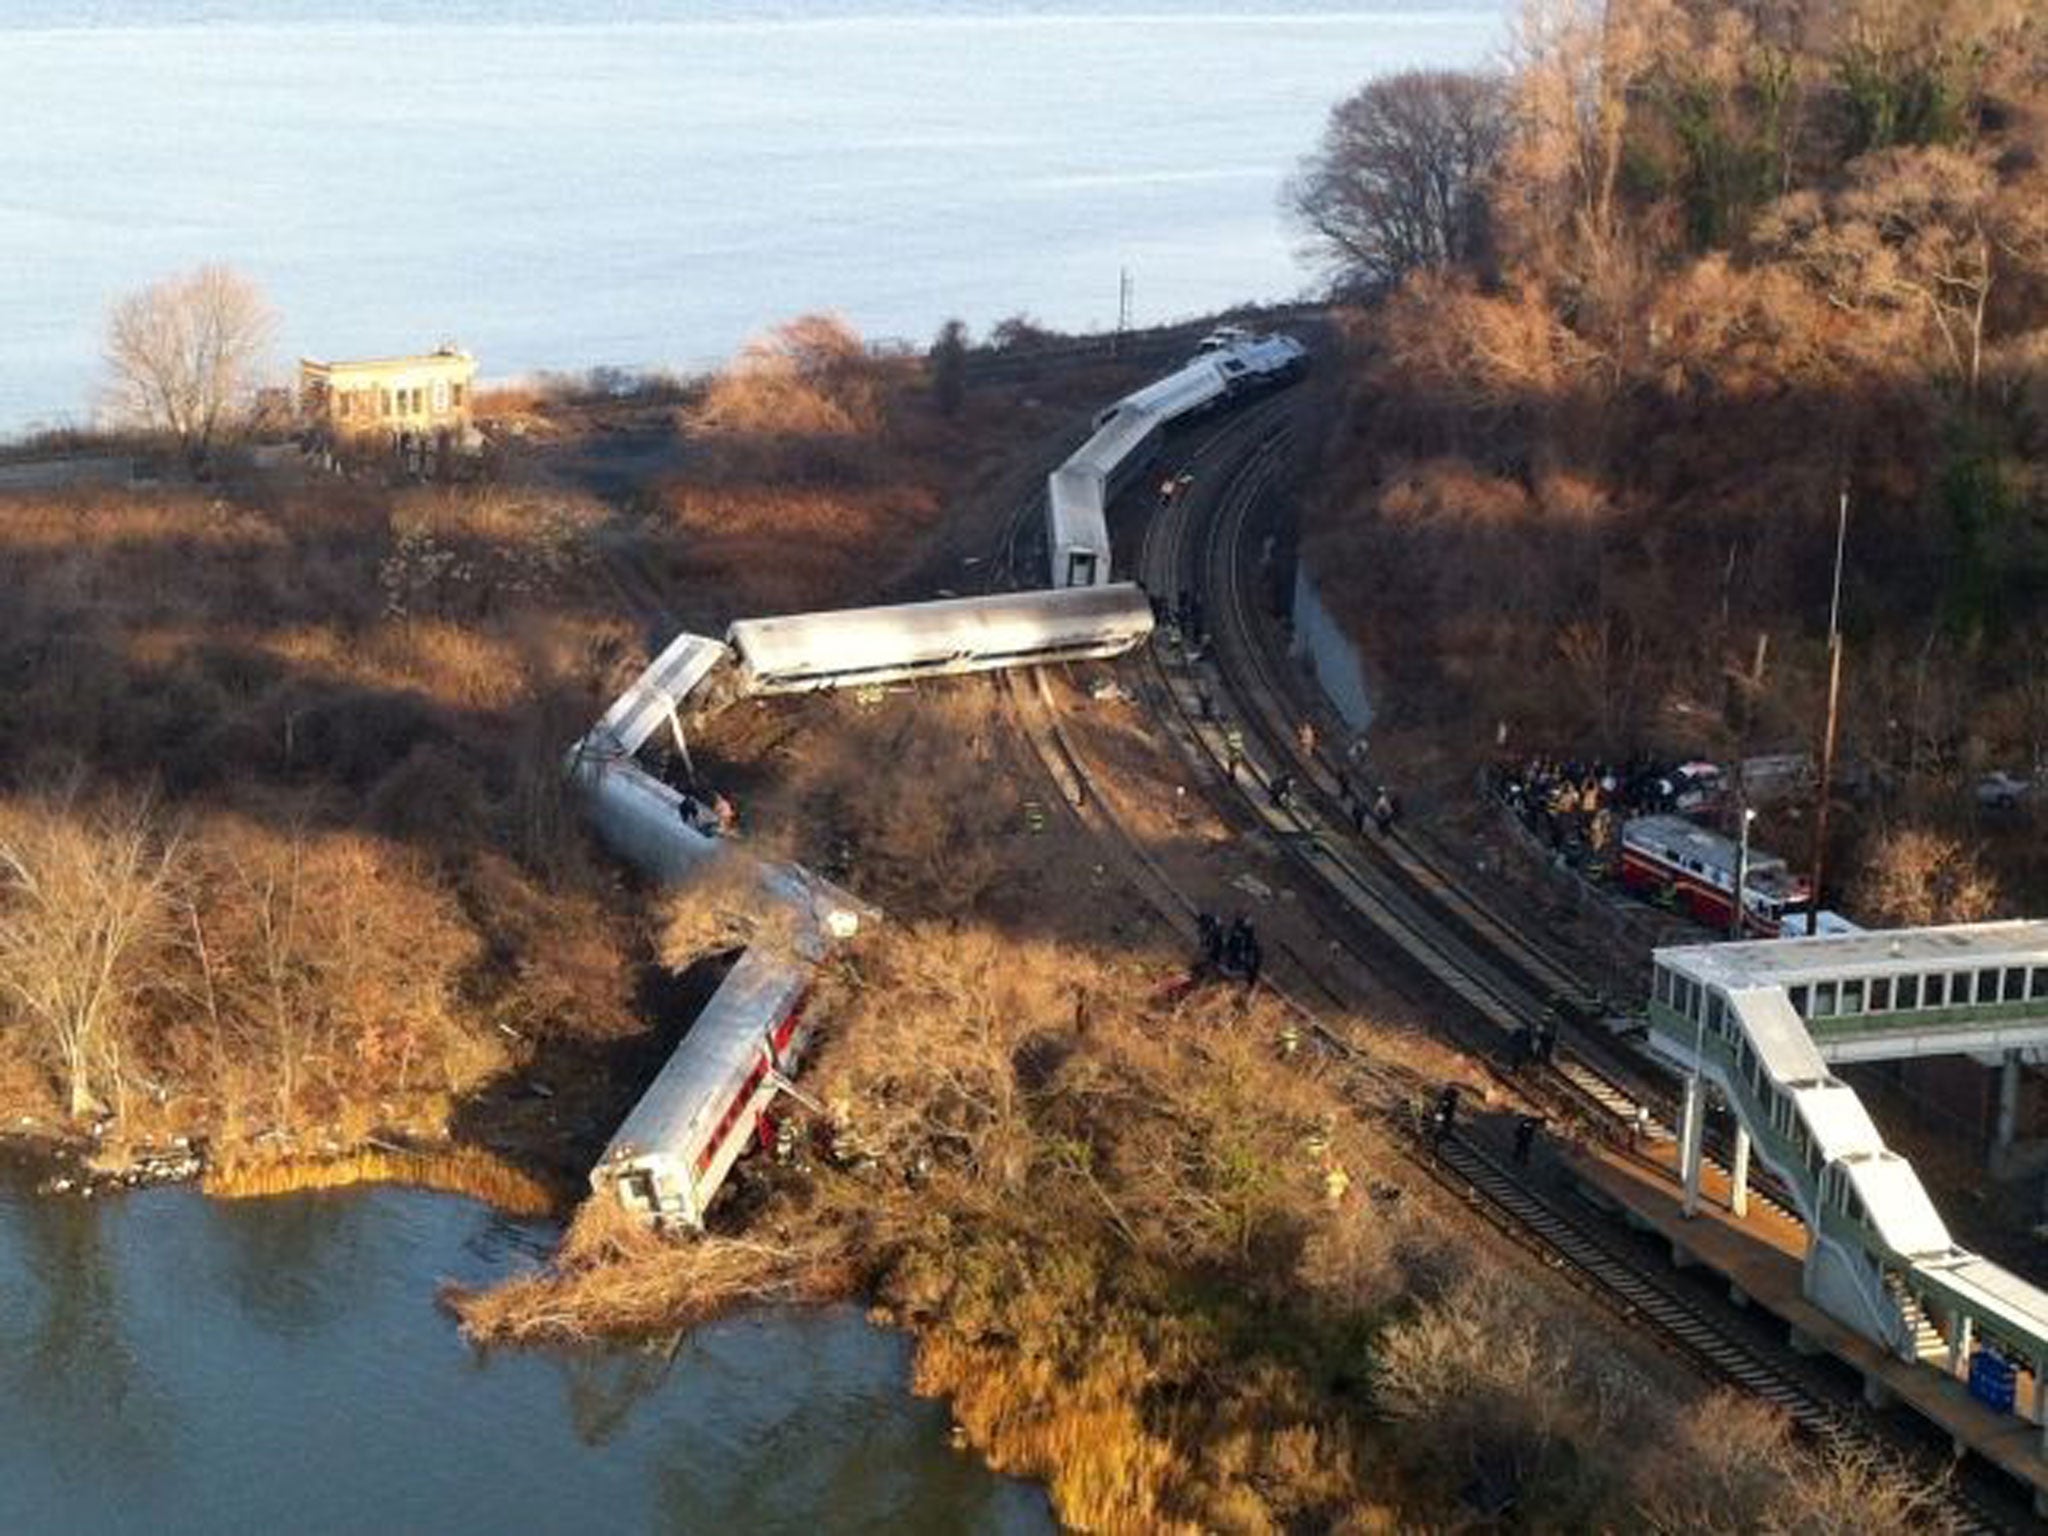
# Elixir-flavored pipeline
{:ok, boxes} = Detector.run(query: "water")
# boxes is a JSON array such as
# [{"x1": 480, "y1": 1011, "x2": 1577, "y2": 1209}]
[
  {"x1": 0, "y1": 0, "x2": 1508, "y2": 433},
  {"x1": 0, "y1": 1168, "x2": 1050, "y2": 1535}
]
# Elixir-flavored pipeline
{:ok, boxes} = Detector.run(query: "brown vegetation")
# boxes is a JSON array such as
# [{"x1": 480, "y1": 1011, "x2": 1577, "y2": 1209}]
[
  {"x1": 204, "y1": 1144, "x2": 560, "y2": 1217},
  {"x1": 0, "y1": 454, "x2": 641, "y2": 1165},
  {"x1": 102, "y1": 264, "x2": 275, "y2": 465},
  {"x1": 1299, "y1": 0, "x2": 2048, "y2": 905},
  {"x1": 455, "y1": 915, "x2": 1948, "y2": 1532}
]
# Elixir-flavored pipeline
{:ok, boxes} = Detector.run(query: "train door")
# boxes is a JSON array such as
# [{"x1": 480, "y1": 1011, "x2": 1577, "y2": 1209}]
[{"x1": 1064, "y1": 549, "x2": 1100, "y2": 587}]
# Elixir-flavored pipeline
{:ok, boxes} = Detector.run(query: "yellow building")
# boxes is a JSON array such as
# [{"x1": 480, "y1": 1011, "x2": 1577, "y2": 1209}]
[{"x1": 298, "y1": 346, "x2": 476, "y2": 440}]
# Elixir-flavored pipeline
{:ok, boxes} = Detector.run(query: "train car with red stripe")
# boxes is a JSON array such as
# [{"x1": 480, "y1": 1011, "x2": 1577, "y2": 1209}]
[
  {"x1": 589, "y1": 947, "x2": 816, "y2": 1228},
  {"x1": 1619, "y1": 813, "x2": 1812, "y2": 937}
]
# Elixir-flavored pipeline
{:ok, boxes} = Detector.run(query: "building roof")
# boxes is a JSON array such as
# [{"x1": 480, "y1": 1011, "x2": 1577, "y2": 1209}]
[
  {"x1": 1658, "y1": 920, "x2": 2048, "y2": 990},
  {"x1": 300, "y1": 349, "x2": 475, "y2": 376}
]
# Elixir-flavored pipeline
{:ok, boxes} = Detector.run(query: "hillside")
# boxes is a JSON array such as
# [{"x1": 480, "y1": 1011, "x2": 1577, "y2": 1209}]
[{"x1": 1300, "y1": 0, "x2": 2047, "y2": 908}]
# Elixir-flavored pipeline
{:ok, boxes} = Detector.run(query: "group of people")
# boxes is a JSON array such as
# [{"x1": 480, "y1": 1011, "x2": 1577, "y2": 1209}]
[
  {"x1": 1427, "y1": 1082, "x2": 1547, "y2": 1168},
  {"x1": 676, "y1": 786, "x2": 739, "y2": 838},
  {"x1": 1195, "y1": 911, "x2": 1263, "y2": 989},
  {"x1": 1493, "y1": 753, "x2": 1708, "y2": 859},
  {"x1": 1508, "y1": 1014, "x2": 1562, "y2": 1071}
]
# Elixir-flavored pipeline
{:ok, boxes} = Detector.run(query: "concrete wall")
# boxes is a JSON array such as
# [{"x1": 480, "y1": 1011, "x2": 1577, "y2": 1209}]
[{"x1": 1289, "y1": 558, "x2": 1373, "y2": 735}]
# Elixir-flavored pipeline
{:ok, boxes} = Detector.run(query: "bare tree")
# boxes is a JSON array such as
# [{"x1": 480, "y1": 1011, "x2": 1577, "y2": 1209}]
[
  {"x1": 0, "y1": 792, "x2": 179, "y2": 1120},
  {"x1": 1288, "y1": 69, "x2": 1508, "y2": 292},
  {"x1": 103, "y1": 264, "x2": 276, "y2": 464},
  {"x1": 1853, "y1": 826, "x2": 2000, "y2": 926}
]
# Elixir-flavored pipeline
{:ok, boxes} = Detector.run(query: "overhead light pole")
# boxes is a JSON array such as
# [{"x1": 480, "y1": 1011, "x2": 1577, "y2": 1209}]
[
  {"x1": 1731, "y1": 803, "x2": 1756, "y2": 941},
  {"x1": 1808, "y1": 484, "x2": 1849, "y2": 936}
]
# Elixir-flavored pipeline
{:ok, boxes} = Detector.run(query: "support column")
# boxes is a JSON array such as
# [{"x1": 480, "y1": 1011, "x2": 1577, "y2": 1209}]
[
  {"x1": 1948, "y1": 1313, "x2": 1973, "y2": 1380},
  {"x1": 2035, "y1": 1356, "x2": 2047, "y2": 1459},
  {"x1": 1729, "y1": 1123, "x2": 1752, "y2": 1219},
  {"x1": 1995, "y1": 1050, "x2": 2021, "y2": 1163},
  {"x1": 1680, "y1": 1076, "x2": 1706, "y2": 1218}
]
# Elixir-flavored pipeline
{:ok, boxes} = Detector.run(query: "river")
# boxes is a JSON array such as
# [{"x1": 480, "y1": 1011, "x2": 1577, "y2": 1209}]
[
  {"x1": 0, "y1": 0, "x2": 1508, "y2": 434},
  {"x1": 0, "y1": 1166, "x2": 1049, "y2": 1535}
]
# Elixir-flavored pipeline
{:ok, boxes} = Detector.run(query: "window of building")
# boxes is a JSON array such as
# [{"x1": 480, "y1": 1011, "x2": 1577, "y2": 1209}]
[
  {"x1": 1924, "y1": 973, "x2": 1946, "y2": 1008},
  {"x1": 432, "y1": 378, "x2": 449, "y2": 412},
  {"x1": 1870, "y1": 977, "x2": 1892, "y2": 1012},
  {"x1": 379, "y1": 389, "x2": 391, "y2": 418},
  {"x1": 452, "y1": 382, "x2": 465, "y2": 409},
  {"x1": 1896, "y1": 974, "x2": 1919, "y2": 1010}
]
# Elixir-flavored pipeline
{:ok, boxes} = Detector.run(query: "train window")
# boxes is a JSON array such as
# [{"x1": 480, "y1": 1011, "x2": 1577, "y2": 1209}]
[
  {"x1": 1813, "y1": 982, "x2": 1838, "y2": 1017},
  {"x1": 1708, "y1": 994, "x2": 1727, "y2": 1037},
  {"x1": 1979, "y1": 969, "x2": 2001, "y2": 1006},
  {"x1": 1788, "y1": 984, "x2": 1809, "y2": 1017},
  {"x1": 2005, "y1": 968, "x2": 2027, "y2": 1003},
  {"x1": 1840, "y1": 980, "x2": 1864, "y2": 1015},
  {"x1": 1654, "y1": 966, "x2": 1672, "y2": 1006},
  {"x1": 1895, "y1": 974, "x2": 1919, "y2": 1010},
  {"x1": 2032, "y1": 968, "x2": 2048, "y2": 1001},
  {"x1": 1923, "y1": 973, "x2": 1946, "y2": 1008},
  {"x1": 1869, "y1": 977, "x2": 1891, "y2": 1011}
]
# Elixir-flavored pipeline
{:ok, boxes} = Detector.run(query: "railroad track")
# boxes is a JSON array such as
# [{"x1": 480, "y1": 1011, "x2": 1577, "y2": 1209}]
[{"x1": 985, "y1": 398, "x2": 2023, "y2": 1532}]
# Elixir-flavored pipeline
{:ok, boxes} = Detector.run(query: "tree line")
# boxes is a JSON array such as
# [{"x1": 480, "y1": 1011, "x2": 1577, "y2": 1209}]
[{"x1": 1289, "y1": 0, "x2": 2047, "y2": 909}]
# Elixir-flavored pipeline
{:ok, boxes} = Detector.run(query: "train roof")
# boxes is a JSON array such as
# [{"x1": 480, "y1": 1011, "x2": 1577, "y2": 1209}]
[
  {"x1": 592, "y1": 629, "x2": 730, "y2": 754},
  {"x1": 599, "y1": 946, "x2": 812, "y2": 1168},
  {"x1": 1065, "y1": 407, "x2": 1157, "y2": 478},
  {"x1": 1121, "y1": 357, "x2": 1226, "y2": 418},
  {"x1": 1659, "y1": 919, "x2": 2048, "y2": 990},
  {"x1": 728, "y1": 584, "x2": 1153, "y2": 683}
]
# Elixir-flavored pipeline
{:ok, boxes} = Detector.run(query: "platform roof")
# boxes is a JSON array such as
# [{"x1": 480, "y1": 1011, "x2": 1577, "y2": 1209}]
[
  {"x1": 1659, "y1": 920, "x2": 2048, "y2": 990},
  {"x1": 1729, "y1": 987, "x2": 1828, "y2": 1084},
  {"x1": 1840, "y1": 1152, "x2": 1953, "y2": 1258},
  {"x1": 1921, "y1": 1254, "x2": 2048, "y2": 1354},
  {"x1": 1796, "y1": 1080, "x2": 1887, "y2": 1160}
]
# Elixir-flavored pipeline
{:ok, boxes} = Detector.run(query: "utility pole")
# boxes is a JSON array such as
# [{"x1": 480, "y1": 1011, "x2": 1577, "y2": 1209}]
[
  {"x1": 1807, "y1": 483, "x2": 1849, "y2": 935},
  {"x1": 1113, "y1": 267, "x2": 1132, "y2": 358}
]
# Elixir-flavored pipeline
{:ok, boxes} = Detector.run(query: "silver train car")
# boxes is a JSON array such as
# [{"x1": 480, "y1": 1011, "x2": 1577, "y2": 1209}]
[
  {"x1": 1045, "y1": 330, "x2": 1306, "y2": 588},
  {"x1": 589, "y1": 946, "x2": 815, "y2": 1228},
  {"x1": 727, "y1": 583, "x2": 1154, "y2": 694}
]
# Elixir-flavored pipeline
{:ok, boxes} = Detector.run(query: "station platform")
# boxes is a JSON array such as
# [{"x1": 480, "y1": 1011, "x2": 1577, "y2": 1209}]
[{"x1": 1561, "y1": 1136, "x2": 2048, "y2": 1509}]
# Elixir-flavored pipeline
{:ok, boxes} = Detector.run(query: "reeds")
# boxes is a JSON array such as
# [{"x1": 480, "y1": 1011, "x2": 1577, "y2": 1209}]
[
  {"x1": 445, "y1": 1194, "x2": 855, "y2": 1345},
  {"x1": 203, "y1": 1145, "x2": 561, "y2": 1218}
]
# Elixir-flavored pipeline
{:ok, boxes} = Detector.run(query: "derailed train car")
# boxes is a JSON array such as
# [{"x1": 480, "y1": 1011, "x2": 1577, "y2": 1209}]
[
  {"x1": 1046, "y1": 329, "x2": 1305, "y2": 588},
  {"x1": 726, "y1": 583, "x2": 1154, "y2": 695},
  {"x1": 589, "y1": 946, "x2": 816, "y2": 1227}
]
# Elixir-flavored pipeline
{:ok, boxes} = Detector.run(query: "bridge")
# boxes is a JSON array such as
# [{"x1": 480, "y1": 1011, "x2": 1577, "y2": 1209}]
[{"x1": 1647, "y1": 921, "x2": 2048, "y2": 1480}]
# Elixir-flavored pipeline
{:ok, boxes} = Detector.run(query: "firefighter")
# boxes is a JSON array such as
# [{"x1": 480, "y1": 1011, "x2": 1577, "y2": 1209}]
[{"x1": 1430, "y1": 1085, "x2": 1459, "y2": 1147}]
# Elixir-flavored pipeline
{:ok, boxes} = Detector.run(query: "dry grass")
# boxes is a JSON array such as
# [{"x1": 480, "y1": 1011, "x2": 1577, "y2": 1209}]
[
  {"x1": 204, "y1": 1145, "x2": 561, "y2": 1217},
  {"x1": 446, "y1": 1185, "x2": 856, "y2": 1344}
]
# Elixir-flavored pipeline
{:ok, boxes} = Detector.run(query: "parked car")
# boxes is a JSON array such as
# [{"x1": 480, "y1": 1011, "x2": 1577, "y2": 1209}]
[{"x1": 1976, "y1": 770, "x2": 2032, "y2": 810}]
